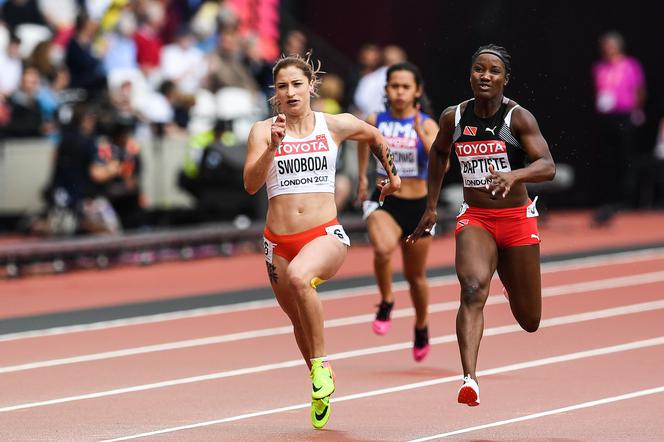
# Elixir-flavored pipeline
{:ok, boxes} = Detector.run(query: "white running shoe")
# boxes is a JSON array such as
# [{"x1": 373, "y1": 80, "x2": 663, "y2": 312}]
[{"x1": 457, "y1": 374, "x2": 480, "y2": 406}]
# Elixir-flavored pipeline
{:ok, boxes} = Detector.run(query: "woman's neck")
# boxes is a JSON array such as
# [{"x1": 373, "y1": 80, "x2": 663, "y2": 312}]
[
  {"x1": 390, "y1": 106, "x2": 416, "y2": 119},
  {"x1": 473, "y1": 95, "x2": 503, "y2": 119},
  {"x1": 285, "y1": 110, "x2": 315, "y2": 135}
]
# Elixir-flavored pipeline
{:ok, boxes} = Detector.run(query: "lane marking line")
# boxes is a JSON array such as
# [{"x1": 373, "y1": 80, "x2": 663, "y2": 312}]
[
  {"x1": 98, "y1": 336, "x2": 664, "y2": 441},
  {"x1": 2, "y1": 299, "x2": 663, "y2": 413},
  {"x1": 406, "y1": 386, "x2": 664, "y2": 441},
  {"x1": 3, "y1": 271, "x2": 664, "y2": 374},
  {"x1": 2, "y1": 247, "x2": 664, "y2": 342}
]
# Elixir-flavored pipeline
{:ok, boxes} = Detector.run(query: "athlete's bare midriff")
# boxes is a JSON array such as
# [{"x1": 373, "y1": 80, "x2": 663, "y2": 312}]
[
  {"x1": 266, "y1": 192, "x2": 337, "y2": 234},
  {"x1": 374, "y1": 177, "x2": 426, "y2": 199},
  {"x1": 463, "y1": 185, "x2": 529, "y2": 209}
]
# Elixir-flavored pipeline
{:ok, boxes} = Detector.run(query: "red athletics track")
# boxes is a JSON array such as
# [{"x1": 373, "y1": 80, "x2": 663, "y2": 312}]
[{"x1": 0, "y1": 210, "x2": 663, "y2": 440}]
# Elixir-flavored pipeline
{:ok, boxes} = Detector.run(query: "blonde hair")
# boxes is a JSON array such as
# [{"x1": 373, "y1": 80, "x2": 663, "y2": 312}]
[{"x1": 269, "y1": 51, "x2": 324, "y2": 113}]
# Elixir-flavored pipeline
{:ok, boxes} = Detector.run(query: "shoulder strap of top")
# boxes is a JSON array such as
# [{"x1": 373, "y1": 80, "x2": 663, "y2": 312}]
[
  {"x1": 454, "y1": 104, "x2": 462, "y2": 126},
  {"x1": 504, "y1": 105, "x2": 521, "y2": 128}
]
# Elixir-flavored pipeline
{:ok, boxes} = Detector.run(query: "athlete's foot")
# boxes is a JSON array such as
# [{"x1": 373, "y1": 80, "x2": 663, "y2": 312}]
[
  {"x1": 311, "y1": 395, "x2": 331, "y2": 429},
  {"x1": 457, "y1": 374, "x2": 480, "y2": 406},
  {"x1": 311, "y1": 359, "x2": 335, "y2": 399},
  {"x1": 413, "y1": 325, "x2": 430, "y2": 362},
  {"x1": 372, "y1": 300, "x2": 394, "y2": 335}
]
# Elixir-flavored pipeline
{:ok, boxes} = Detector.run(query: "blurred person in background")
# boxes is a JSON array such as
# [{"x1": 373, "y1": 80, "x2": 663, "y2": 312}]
[
  {"x1": 282, "y1": 29, "x2": 306, "y2": 57},
  {"x1": 89, "y1": 116, "x2": 145, "y2": 230},
  {"x1": 160, "y1": 28, "x2": 206, "y2": 96},
  {"x1": 313, "y1": 73, "x2": 353, "y2": 212},
  {"x1": 3, "y1": 66, "x2": 53, "y2": 137},
  {"x1": 0, "y1": 34, "x2": 22, "y2": 97},
  {"x1": 353, "y1": 44, "x2": 406, "y2": 119},
  {"x1": 39, "y1": 103, "x2": 113, "y2": 235},
  {"x1": 1, "y1": 0, "x2": 47, "y2": 33},
  {"x1": 102, "y1": 8, "x2": 139, "y2": 74},
  {"x1": 65, "y1": 11, "x2": 107, "y2": 100},
  {"x1": 346, "y1": 42, "x2": 381, "y2": 112},
  {"x1": 592, "y1": 31, "x2": 646, "y2": 225},
  {"x1": 357, "y1": 62, "x2": 438, "y2": 361},
  {"x1": 133, "y1": 0, "x2": 165, "y2": 82},
  {"x1": 207, "y1": 24, "x2": 259, "y2": 93}
]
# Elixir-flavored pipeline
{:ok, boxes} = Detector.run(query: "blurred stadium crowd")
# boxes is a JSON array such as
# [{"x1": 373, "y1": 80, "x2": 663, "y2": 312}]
[{"x1": 0, "y1": 0, "x2": 419, "y2": 237}]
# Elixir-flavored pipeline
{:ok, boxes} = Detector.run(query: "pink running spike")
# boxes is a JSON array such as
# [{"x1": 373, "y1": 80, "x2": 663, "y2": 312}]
[
  {"x1": 372, "y1": 319, "x2": 391, "y2": 335},
  {"x1": 413, "y1": 344, "x2": 430, "y2": 362}
]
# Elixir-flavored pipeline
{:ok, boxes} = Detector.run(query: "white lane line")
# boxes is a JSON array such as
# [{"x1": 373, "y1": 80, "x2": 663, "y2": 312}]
[
  {"x1": 98, "y1": 336, "x2": 664, "y2": 441},
  {"x1": 407, "y1": 386, "x2": 664, "y2": 441},
  {"x1": 3, "y1": 270, "x2": 664, "y2": 374},
  {"x1": 2, "y1": 299, "x2": 663, "y2": 413},
  {"x1": 2, "y1": 247, "x2": 664, "y2": 342}
]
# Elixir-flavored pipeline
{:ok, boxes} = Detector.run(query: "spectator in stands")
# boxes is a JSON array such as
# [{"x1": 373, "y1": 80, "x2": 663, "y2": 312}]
[
  {"x1": 133, "y1": 0, "x2": 165, "y2": 81},
  {"x1": 244, "y1": 32, "x2": 273, "y2": 99},
  {"x1": 0, "y1": 34, "x2": 22, "y2": 97},
  {"x1": 313, "y1": 74, "x2": 353, "y2": 212},
  {"x1": 103, "y1": 9, "x2": 139, "y2": 74},
  {"x1": 592, "y1": 31, "x2": 646, "y2": 225},
  {"x1": 4, "y1": 66, "x2": 51, "y2": 137},
  {"x1": 1, "y1": 0, "x2": 47, "y2": 33},
  {"x1": 207, "y1": 24, "x2": 259, "y2": 92},
  {"x1": 65, "y1": 11, "x2": 107, "y2": 100},
  {"x1": 178, "y1": 118, "x2": 261, "y2": 221},
  {"x1": 347, "y1": 43, "x2": 381, "y2": 112},
  {"x1": 282, "y1": 29, "x2": 306, "y2": 57},
  {"x1": 90, "y1": 116, "x2": 145, "y2": 230},
  {"x1": 160, "y1": 28, "x2": 206, "y2": 96},
  {"x1": 353, "y1": 44, "x2": 407, "y2": 119}
]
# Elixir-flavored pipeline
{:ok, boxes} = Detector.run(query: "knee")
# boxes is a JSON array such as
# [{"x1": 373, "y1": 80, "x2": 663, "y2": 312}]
[
  {"x1": 373, "y1": 246, "x2": 392, "y2": 264},
  {"x1": 405, "y1": 272, "x2": 427, "y2": 290},
  {"x1": 459, "y1": 279, "x2": 488, "y2": 307},
  {"x1": 286, "y1": 267, "x2": 310, "y2": 298}
]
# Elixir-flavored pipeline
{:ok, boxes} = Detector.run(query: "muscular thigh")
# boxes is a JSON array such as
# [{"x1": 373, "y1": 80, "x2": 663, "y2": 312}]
[
  {"x1": 497, "y1": 244, "x2": 542, "y2": 310},
  {"x1": 455, "y1": 226, "x2": 498, "y2": 292},
  {"x1": 289, "y1": 234, "x2": 348, "y2": 282},
  {"x1": 265, "y1": 253, "x2": 300, "y2": 320},
  {"x1": 367, "y1": 210, "x2": 402, "y2": 255}
]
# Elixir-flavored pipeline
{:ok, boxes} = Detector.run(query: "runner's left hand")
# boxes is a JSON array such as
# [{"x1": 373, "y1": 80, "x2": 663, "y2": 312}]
[
  {"x1": 377, "y1": 175, "x2": 401, "y2": 205},
  {"x1": 486, "y1": 165, "x2": 516, "y2": 198}
]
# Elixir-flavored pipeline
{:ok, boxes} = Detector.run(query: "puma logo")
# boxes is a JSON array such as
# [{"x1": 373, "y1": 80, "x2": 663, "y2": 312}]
[{"x1": 485, "y1": 126, "x2": 497, "y2": 135}]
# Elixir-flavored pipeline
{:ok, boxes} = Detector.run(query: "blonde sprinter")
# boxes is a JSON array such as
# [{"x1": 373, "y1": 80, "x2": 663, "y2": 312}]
[{"x1": 244, "y1": 53, "x2": 401, "y2": 429}]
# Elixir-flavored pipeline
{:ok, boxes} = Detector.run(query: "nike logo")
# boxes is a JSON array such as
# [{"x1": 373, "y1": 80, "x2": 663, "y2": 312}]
[
  {"x1": 485, "y1": 126, "x2": 497, "y2": 135},
  {"x1": 315, "y1": 405, "x2": 329, "y2": 420},
  {"x1": 312, "y1": 383, "x2": 322, "y2": 393}
]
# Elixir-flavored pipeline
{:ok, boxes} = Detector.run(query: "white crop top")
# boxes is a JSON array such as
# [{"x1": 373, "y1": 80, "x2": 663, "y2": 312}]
[{"x1": 266, "y1": 112, "x2": 338, "y2": 199}]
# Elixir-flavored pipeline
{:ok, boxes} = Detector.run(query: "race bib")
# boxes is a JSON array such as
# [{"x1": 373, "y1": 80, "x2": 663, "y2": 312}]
[
  {"x1": 274, "y1": 135, "x2": 333, "y2": 189},
  {"x1": 263, "y1": 237, "x2": 276, "y2": 264},
  {"x1": 362, "y1": 200, "x2": 380, "y2": 220},
  {"x1": 457, "y1": 202, "x2": 469, "y2": 218},
  {"x1": 526, "y1": 196, "x2": 539, "y2": 218},
  {"x1": 325, "y1": 224, "x2": 351, "y2": 246},
  {"x1": 376, "y1": 140, "x2": 419, "y2": 177},
  {"x1": 455, "y1": 140, "x2": 511, "y2": 188}
]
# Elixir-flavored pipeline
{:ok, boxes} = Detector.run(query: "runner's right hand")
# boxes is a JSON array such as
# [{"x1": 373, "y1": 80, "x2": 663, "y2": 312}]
[
  {"x1": 406, "y1": 208, "x2": 437, "y2": 244},
  {"x1": 270, "y1": 114, "x2": 286, "y2": 150}
]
